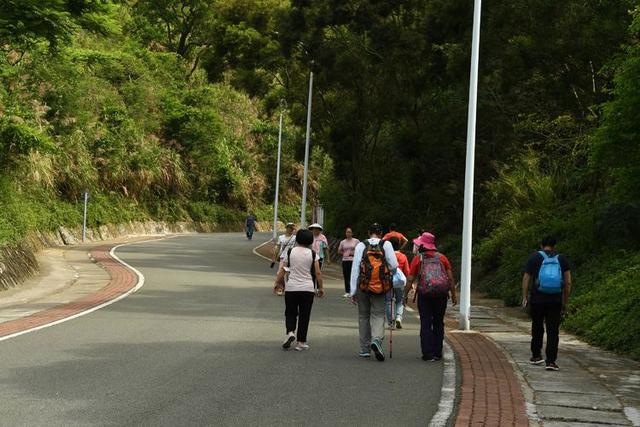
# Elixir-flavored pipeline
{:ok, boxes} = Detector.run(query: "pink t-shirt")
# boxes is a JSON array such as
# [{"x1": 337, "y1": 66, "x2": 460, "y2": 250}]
[
  {"x1": 312, "y1": 233, "x2": 329, "y2": 259},
  {"x1": 338, "y1": 238, "x2": 360, "y2": 261}
]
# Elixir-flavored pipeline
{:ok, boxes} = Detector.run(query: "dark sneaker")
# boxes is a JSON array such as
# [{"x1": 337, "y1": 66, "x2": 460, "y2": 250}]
[
  {"x1": 371, "y1": 340, "x2": 385, "y2": 362},
  {"x1": 282, "y1": 332, "x2": 295, "y2": 350},
  {"x1": 530, "y1": 356, "x2": 544, "y2": 365},
  {"x1": 421, "y1": 355, "x2": 435, "y2": 361},
  {"x1": 433, "y1": 356, "x2": 442, "y2": 361},
  {"x1": 546, "y1": 362, "x2": 560, "y2": 371}
]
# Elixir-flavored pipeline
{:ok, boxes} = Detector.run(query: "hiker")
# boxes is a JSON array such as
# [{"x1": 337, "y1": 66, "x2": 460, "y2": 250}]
[
  {"x1": 522, "y1": 235, "x2": 572, "y2": 371},
  {"x1": 385, "y1": 237, "x2": 410, "y2": 329},
  {"x1": 412, "y1": 229, "x2": 425, "y2": 254},
  {"x1": 274, "y1": 229, "x2": 325, "y2": 351},
  {"x1": 383, "y1": 223, "x2": 408, "y2": 250},
  {"x1": 272, "y1": 222, "x2": 297, "y2": 268},
  {"x1": 245, "y1": 212, "x2": 257, "y2": 240},
  {"x1": 338, "y1": 227, "x2": 360, "y2": 298},
  {"x1": 272, "y1": 222, "x2": 297, "y2": 296},
  {"x1": 404, "y1": 232, "x2": 457, "y2": 361},
  {"x1": 309, "y1": 223, "x2": 330, "y2": 269},
  {"x1": 350, "y1": 223, "x2": 398, "y2": 361}
]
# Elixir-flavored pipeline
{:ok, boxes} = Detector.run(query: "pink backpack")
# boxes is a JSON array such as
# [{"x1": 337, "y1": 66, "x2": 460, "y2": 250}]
[{"x1": 417, "y1": 252, "x2": 450, "y2": 296}]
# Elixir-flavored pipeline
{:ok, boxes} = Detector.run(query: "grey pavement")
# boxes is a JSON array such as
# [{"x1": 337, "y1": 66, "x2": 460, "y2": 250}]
[
  {"x1": 448, "y1": 298, "x2": 640, "y2": 426},
  {"x1": 0, "y1": 233, "x2": 444, "y2": 426}
]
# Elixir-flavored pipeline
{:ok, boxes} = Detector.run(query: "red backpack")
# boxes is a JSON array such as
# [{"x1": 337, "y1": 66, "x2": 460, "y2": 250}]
[{"x1": 417, "y1": 252, "x2": 450, "y2": 296}]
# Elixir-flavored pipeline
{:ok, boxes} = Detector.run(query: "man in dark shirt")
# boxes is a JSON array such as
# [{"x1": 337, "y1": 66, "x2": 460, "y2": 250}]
[
  {"x1": 245, "y1": 213, "x2": 257, "y2": 240},
  {"x1": 521, "y1": 236, "x2": 572, "y2": 371}
]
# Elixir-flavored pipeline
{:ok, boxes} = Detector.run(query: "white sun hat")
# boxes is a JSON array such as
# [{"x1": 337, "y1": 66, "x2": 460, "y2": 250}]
[{"x1": 308, "y1": 223, "x2": 323, "y2": 230}]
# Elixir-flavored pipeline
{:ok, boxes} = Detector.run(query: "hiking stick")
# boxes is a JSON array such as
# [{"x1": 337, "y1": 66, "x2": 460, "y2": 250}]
[{"x1": 390, "y1": 292, "x2": 394, "y2": 359}]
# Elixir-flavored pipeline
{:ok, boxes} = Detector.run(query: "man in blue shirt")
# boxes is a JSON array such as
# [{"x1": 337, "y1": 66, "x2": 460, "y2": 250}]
[{"x1": 521, "y1": 236, "x2": 572, "y2": 371}]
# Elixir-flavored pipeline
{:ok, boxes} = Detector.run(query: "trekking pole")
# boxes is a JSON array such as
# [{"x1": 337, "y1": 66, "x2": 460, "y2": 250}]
[{"x1": 390, "y1": 293, "x2": 394, "y2": 359}]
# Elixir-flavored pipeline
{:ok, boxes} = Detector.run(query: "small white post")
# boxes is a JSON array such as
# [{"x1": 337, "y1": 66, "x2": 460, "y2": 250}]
[
  {"x1": 273, "y1": 110, "x2": 283, "y2": 240},
  {"x1": 300, "y1": 71, "x2": 313, "y2": 228},
  {"x1": 460, "y1": 0, "x2": 483, "y2": 331},
  {"x1": 82, "y1": 190, "x2": 89, "y2": 243}
]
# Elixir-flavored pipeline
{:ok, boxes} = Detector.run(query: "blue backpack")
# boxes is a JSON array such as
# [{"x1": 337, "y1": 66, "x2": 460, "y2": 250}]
[{"x1": 536, "y1": 251, "x2": 563, "y2": 294}]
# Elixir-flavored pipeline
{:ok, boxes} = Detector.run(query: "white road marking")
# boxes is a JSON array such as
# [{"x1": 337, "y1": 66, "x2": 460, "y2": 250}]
[
  {"x1": 252, "y1": 239, "x2": 274, "y2": 261},
  {"x1": 0, "y1": 236, "x2": 171, "y2": 342},
  {"x1": 429, "y1": 341, "x2": 457, "y2": 427}
]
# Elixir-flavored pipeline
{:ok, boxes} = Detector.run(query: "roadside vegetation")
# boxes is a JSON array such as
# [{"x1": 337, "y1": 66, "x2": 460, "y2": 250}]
[
  {"x1": 1, "y1": 1, "x2": 638, "y2": 358},
  {"x1": 0, "y1": 1, "x2": 321, "y2": 244}
]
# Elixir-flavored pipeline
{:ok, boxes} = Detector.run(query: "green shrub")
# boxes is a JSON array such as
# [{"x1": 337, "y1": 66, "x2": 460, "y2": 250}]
[{"x1": 564, "y1": 252, "x2": 640, "y2": 359}]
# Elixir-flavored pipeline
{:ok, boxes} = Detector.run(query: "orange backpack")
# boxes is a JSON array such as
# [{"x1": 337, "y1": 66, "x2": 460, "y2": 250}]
[{"x1": 358, "y1": 241, "x2": 392, "y2": 294}]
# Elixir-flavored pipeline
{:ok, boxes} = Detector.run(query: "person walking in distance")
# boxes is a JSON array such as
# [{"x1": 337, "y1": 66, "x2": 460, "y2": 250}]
[
  {"x1": 245, "y1": 212, "x2": 257, "y2": 240},
  {"x1": 383, "y1": 223, "x2": 409, "y2": 251},
  {"x1": 309, "y1": 223, "x2": 330, "y2": 269},
  {"x1": 350, "y1": 223, "x2": 398, "y2": 361},
  {"x1": 385, "y1": 237, "x2": 410, "y2": 329},
  {"x1": 522, "y1": 236, "x2": 572, "y2": 371},
  {"x1": 338, "y1": 227, "x2": 360, "y2": 298},
  {"x1": 404, "y1": 232, "x2": 457, "y2": 361},
  {"x1": 274, "y1": 229, "x2": 325, "y2": 351}
]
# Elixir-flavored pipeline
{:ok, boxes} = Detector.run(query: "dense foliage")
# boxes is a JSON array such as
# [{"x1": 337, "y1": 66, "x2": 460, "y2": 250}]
[
  {"x1": 1, "y1": 1, "x2": 638, "y2": 357},
  {"x1": 0, "y1": 1, "x2": 319, "y2": 243}
]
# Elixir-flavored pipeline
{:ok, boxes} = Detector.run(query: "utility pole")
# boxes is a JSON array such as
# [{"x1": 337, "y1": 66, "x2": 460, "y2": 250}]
[
  {"x1": 460, "y1": 0, "x2": 483, "y2": 331},
  {"x1": 82, "y1": 190, "x2": 89, "y2": 243},
  {"x1": 300, "y1": 71, "x2": 313, "y2": 228},
  {"x1": 273, "y1": 109, "x2": 284, "y2": 240}
]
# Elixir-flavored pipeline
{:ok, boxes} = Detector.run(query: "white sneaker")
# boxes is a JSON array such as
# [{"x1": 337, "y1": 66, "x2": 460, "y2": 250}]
[
  {"x1": 282, "y1": 332, "x2": 295, "y2": 349},
  {"x1": 294, "y1": 343, "x2": 310, "y2": 351},
  {"x1": 342, "y1": 293, "x2": 350, "y2": 298}
]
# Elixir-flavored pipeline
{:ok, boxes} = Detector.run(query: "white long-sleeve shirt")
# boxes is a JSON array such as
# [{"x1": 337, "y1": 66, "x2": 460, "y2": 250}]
[{"x1": 350, "y1": 238, "x2": 398, "y2": 296}]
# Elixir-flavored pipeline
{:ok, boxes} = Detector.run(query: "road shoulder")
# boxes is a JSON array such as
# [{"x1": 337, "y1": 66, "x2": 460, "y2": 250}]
[{"x1": 0, "y1": 236, "x2": 160, "y2": 341}]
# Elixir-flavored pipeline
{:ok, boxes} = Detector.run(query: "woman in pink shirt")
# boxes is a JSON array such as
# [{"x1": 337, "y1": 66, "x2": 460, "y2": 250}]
[{"x1": 338, "y1": 227, "x2": 360, "y2": 298}]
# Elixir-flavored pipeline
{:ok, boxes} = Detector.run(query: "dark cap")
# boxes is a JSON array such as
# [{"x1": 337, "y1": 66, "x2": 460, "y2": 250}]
[{"x1": 368, "y1": 222, "x2": 383, "y2": 235}]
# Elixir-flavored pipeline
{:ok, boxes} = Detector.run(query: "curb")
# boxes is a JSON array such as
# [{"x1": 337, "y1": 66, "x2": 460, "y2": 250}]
[{"x1": 0, "y1": 236, "x2": 166, "y2": 342}]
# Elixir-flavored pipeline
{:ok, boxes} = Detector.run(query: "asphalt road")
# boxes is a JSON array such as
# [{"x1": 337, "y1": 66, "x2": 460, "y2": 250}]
[{"x1": 0, "y1": 233, "x2": 444, "y2": 426}]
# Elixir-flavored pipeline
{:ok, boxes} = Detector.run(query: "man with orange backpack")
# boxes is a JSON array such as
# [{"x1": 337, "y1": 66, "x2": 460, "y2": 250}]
[
  {"x1": 350, "y1": 223, "x2": 398, "y2": 361},
  {"x1": 403, "y1": 232, "x2": 457, "y2": 361}
]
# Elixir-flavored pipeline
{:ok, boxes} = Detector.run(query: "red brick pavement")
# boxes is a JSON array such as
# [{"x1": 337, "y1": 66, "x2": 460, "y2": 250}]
[
  {"x1": 447, "y1": 327, "x2": 529, "y2": 427},
  {"x1": 0, "y1": 244, "x2": 138, "y2": 338}
]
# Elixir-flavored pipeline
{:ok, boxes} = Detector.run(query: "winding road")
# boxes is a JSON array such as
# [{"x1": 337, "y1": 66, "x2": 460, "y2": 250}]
[{"x1": 0, "y1": 233, "x2": 444, "y2": 426}]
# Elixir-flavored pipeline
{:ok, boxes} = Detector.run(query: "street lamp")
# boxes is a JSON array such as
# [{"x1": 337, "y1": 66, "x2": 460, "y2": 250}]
[
  {"x1": 300, "y1": 69, "x2": 313, "y2": 228},
  {"x1": 273, "y1": 103, "x2": 284, "y2": 240},
  {"x1": 460, "y1": 0, "x2": 483, "y2": 331}
]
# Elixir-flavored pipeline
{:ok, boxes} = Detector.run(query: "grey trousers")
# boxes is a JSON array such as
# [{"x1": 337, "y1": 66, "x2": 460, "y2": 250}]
[{"x1": 357, "y1": 289, "x2": 386, "y2": 350}]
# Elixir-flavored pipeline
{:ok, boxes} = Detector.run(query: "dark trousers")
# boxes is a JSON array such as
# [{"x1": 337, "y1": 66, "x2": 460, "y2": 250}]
[
  {"x1": 530, "y1": 302, "x2": 562, "y2": 363},
  {"x1": 246, "y1": 226, "x2": 254, "y2": 240},
  {"x1": 285, "y1": 291, "x2": 315, "y2": 342},
  {"x1": 417, "y1": 294, "x2": 448, "y2": 359},
  {"x1": 341, "y1": 260, "x2": 353, "y2": 293}
]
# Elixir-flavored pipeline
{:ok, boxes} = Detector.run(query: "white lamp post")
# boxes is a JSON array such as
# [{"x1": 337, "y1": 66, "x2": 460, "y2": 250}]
[
  {"x1": 300, "y1": 71, "x2": 313, "y2": 228},
  {"x1": 460, "y1": 0, "x2": 483, "y2": 331}
]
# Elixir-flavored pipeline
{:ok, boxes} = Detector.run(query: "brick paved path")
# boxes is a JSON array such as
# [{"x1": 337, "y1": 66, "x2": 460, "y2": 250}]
[
  {"x1": 0, "y1": 245, "x2": 137, "y2": 338},
  {"x1": 447, "y1": 329, "x2": 529, "y2": 426}
]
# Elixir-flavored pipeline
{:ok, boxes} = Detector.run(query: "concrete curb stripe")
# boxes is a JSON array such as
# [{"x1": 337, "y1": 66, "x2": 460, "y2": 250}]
[
  {"x1": 252, "y1": 239, "x2": 274, "y2": 261},
  {"x1": 0, "y1": 236, "x2": 168, "y2": 342},
  {"x1": 429, "y1": 341, "x2": 457, "y2": 427}
]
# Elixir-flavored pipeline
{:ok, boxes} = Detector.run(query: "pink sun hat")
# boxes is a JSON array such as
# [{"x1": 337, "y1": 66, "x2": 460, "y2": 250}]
[{"x1": 413, "y1": 232, "x2": 437, "y2": 250}]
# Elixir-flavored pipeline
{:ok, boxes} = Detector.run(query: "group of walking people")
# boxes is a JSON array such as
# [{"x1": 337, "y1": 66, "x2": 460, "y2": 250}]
[
  {"x1": 270, "y1": 221, "x2": 572, "y2": 371},
  {"x1": 271, "y1": 221, "x2": 457, "y2": 361}
]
